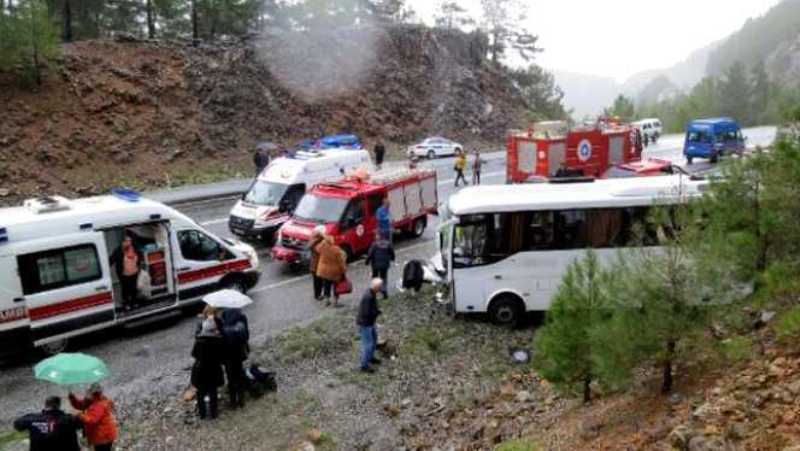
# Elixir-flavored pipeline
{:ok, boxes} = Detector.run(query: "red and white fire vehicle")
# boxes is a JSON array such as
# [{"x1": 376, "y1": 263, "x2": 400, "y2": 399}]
[
  {"x1": 271, "y1": 168, "x2": 438, "y2": 264},
  {"x1": 506, "y1": 120, "x2": 642, "y2": 183}
]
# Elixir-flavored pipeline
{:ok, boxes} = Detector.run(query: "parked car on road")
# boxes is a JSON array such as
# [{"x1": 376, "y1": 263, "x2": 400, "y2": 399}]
[
  {"x1": 632, "y1": 118, "x2": 663, "y2": 144},
  {"x1": 683, "y1": 117, "x2": 745, "y2": 164},
  {"x1": 406, "y1": 137, "x2": 462, "y2": 159}
]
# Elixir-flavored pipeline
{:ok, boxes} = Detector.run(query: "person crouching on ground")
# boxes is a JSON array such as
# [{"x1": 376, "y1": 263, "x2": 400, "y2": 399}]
[
  {"x1": 365, "y1": 231, "x2": 394, "y2": 299},
  {"x1": 191, "y1": 308, "x2": 225, "y2": 420},
  {"x1": 314, "y1": 234, "x2": 347, "y2": 307},
  {"x1": 221, "y1": 307, "x2": 250, "y2": 409},
  {"x1": 68, "y1": 384, "x2": 118, "y2": 451},
  {"x1": 356, "y1": 278, "x2": 384, "y2": 373},
  {"x1": 309, "y1": 226, "x2": 326, "y2": 301}
]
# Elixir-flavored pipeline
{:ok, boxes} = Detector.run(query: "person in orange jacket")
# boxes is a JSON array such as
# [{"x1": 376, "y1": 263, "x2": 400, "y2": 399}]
[{"x1": 69, "y1": 383, "x2": 118, "y2": 451}]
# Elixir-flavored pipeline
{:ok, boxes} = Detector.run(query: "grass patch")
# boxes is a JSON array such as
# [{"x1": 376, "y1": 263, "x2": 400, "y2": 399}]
[
  {"x1": 0, "y1": 431, "x2": 26, "y2": 450},
  {"x1": 495, "y1": 438, "x2": 540, "y2": 451},
  {"x1": 775, "y1": 304, "x2": 800, "y2": 342},
  {"x1": 717, "y1": 336, "x2": 754, "y2": 363},
  {"x1": 275, "y1": 316, "x2": 352, "y2": 364}
]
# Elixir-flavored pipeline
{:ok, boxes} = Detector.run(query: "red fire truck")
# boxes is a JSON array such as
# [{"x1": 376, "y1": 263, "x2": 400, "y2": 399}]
[
  {"x1": 506, "y1": 120, "x2": 642, "y2": 183},
  {"x1": 271, "y1": 168, "x2": 438, "y2": 264}
]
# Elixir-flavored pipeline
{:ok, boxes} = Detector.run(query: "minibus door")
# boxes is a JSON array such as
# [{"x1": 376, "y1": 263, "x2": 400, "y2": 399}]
[{"x1": 15, "y1": 232, "x2": 115, "y2": 349}]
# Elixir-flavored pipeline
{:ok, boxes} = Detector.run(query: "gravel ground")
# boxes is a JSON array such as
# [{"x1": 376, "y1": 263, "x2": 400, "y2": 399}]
[{"x1": 102, "y1": 287, "x2": 534, "y2": 450}]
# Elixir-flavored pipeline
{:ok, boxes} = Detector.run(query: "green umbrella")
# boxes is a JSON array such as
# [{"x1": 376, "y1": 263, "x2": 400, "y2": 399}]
[{"x1": 34, "y1": 353, "x2": 110, "y2": 386}]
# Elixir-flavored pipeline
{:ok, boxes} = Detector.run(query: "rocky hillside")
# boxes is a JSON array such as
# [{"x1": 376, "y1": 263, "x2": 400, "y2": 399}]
[{"x1": 0, "y1": 25, "x2": 527, "y2": 205}]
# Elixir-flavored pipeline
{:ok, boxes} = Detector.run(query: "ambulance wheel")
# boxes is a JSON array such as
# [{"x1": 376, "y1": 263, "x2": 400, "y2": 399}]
[
  {"x1": 39, "y1": 338, "x2": 69, "y2": 356},
  {"x1": 411, "y1": 217, "x2": 426, "y2": 238},
  {"x1": 488, "y1": 294, "x2": 524, "y2": 328},
  {"x1": 427, "y1": 150, "x2": 436, "y2": 160}
]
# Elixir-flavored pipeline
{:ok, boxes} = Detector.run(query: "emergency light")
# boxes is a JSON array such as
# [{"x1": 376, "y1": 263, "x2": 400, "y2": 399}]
[{"x1": 111, "y1": 188, "x2": 141, "y2": 202}]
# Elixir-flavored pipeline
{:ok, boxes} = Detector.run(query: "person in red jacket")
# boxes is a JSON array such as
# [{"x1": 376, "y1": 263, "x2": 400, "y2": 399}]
[{"x1": 69, "y1": 384, "x2": 118, "y2": 451}]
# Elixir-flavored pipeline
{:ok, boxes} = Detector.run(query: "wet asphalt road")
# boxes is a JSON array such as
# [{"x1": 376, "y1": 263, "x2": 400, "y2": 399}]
[{"x1": 0, "y1": 127, "x2": 776, "y2": 427}]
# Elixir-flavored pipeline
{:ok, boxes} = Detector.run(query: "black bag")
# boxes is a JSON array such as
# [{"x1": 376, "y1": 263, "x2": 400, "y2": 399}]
[
  {"x1": 245, "y1": 364, "x2": 277, "y2": 396},
  {"x1": 402, "y1": 260, "x2": 424, "y2": 292}
]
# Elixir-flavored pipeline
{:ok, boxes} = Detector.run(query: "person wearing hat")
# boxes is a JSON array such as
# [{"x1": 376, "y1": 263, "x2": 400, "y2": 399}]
[
  {"x1": 191, "y1": 307, "x2": 225, "y2": 419},
  {"x1": 68, "y1": 384, "x2": 118, "y2": 451},
  {"x1": 14, "y1": 396, "x2": 82, "y2": 451},
  {"x1": 308, "y1": 226, "x2": 326, "y2": 301}
]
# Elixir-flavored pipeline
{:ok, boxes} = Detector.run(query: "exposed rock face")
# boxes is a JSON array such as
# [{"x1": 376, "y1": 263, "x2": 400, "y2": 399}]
[{"x1": 0, "y1": 26, "x2": 527, "y2": 205}]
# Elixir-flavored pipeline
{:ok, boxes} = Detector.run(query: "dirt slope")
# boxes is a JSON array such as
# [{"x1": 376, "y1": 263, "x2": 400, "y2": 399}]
[{"x1": 0, "y1": 26, "x2": 526, "y2": 205}]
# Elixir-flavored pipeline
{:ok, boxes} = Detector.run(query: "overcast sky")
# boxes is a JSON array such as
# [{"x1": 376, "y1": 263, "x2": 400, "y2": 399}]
[{"x1": 408, "y1": 0, "x2": 783, "y2": 82}]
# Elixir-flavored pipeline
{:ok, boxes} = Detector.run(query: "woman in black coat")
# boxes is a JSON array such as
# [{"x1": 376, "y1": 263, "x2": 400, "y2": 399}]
[{"x1": 191, "y1": 312, "x2": 225, "y2": 420}]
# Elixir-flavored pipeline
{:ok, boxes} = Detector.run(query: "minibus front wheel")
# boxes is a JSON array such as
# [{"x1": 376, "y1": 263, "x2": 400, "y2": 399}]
[{"x1": 488, "y1": 293, "x2": 524, "y2": 329}]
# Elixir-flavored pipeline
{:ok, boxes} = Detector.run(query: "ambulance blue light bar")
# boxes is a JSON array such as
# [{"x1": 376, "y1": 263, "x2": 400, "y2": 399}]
[{"x1": 110, "y1": 188, "x2": 141, "y2": 203}]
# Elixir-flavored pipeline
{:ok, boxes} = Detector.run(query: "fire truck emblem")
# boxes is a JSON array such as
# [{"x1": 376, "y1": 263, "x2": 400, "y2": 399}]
[{"x1": 577, "y1": 139, "x2": 592, "y2": 162}]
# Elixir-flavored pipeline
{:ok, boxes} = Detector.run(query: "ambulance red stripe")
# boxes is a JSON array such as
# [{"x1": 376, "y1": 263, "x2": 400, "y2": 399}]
[
  {"x1": 28, "y1": 292, "x2": 113, "y2": 321},
  {"x1": 177, "y1": 259, "x2": 251, "y2": 284}
]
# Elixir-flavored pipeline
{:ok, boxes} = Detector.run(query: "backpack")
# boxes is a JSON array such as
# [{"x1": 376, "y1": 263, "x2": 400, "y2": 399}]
[{"x1": 402, "y1": 260, "x2": 424, "y2": 292}]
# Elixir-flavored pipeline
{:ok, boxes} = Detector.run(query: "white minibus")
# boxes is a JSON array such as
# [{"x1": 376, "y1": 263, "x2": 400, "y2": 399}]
[{"x1": 428, "y1": 175, "x2": 707, "y2": 326}]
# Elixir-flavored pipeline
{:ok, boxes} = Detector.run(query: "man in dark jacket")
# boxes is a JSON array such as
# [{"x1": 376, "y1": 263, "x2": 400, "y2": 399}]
[
  {"x1": 14, "y1": 396, "x2": 81, "y2": 451},
  {"x1": 365, "y1": 233, "x2": 395, "y2": 299},
  {"x1": 373, "y1": 141, "x2": 386, "y2": 170},
  {"x1": 356, "y1": 278, "x2": 383, "y2": 373},
  {"x1": 220, "y1": 308, "x2": 250, "y2": 408}
]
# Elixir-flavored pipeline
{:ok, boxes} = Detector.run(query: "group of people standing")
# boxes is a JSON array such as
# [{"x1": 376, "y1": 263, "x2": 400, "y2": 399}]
[
  {"x1": 454, "y1": 149, "x2": 485, "y2": 187},
  {"x1": 190, "y1": 305, "x2": 250, "y2": 420},
  {"x1": 14, "y1": 384, "x2": 118, "y2": 451}
]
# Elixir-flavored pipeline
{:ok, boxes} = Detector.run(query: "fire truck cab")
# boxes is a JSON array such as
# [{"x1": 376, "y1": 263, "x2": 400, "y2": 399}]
[
  {"x1": 272, "y1": 168, "x2": 438, "y2": 264},
  {"x1": 507, "y1": 120, "x2": 641, "y2": 184}
]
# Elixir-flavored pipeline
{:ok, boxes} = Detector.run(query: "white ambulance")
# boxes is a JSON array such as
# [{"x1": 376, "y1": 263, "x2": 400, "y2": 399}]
[
  {"x1": 228, "y1": 149, "x2": 372, "y2": 241},
  {"x1": 0, "y1": 190, "x2": 260, "y2": 356}
]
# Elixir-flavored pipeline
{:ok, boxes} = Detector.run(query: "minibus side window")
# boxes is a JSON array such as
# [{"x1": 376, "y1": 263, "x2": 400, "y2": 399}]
[{"x1": 18, "y1": 244, "x2": 102, "y2": 295}]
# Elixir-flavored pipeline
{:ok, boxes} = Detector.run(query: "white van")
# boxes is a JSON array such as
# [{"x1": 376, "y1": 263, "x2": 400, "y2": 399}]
[
  {"x1": 228, "y1": 149, "x2": 372, "y2": 241},
  {"x1": 0, "y1": 191, "x2": 260, "y2": 356},
  {"x1": 632, "y1": 118, "x2": 663, "y2": 143}
]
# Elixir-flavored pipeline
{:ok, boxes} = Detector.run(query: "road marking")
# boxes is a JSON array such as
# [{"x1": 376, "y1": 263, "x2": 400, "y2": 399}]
[
  {"x1": 201, "y1": 218, "x2": 229, "y2": 226},
  {"x1": 249, "y1": 240, "x2": 432, "y2": 294}
]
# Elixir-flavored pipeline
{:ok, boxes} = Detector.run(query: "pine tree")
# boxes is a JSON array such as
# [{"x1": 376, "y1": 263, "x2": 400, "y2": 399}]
[
  {"x1": 604, "y1": 94, "x2": 635, "y2": 121},
  {"x1": 607, "y1": 207, "x2": 711, "y2": 394},
  {"x1": 479, "y1": 0, "x2": 539, "y2": 63},
  {"x1": 533, "y1": 251, "x2": 614, "y2": 403},
  {"x1": 1, "y1": 0, "x2": 59, "y2": 86},
  {"x1": 716, "y1": 61, "x2": 751, "y2": 121}
]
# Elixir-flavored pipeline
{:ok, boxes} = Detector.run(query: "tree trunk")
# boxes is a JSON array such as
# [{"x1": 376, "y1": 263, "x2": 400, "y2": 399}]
[
  {"x1": 583, "y1": 376, "x2": 592, "y2": 404},
  {"x1": 63, "y1": 0, "x2": 72, "y2": 42},
  {"x1": 146, "y1": 0, "x2": 155, "y2": 39},
  {"x1": 191, "y1": 0, "x2": 198, "y2": 45},
  {"x1": 661, "y1": 339, "x2": 676, "y2": 394}
]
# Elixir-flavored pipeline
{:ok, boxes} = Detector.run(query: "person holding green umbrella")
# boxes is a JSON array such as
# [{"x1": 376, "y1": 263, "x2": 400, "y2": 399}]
[{"x1": 33, "y1": 353, "x2": 118, "y2": 451}]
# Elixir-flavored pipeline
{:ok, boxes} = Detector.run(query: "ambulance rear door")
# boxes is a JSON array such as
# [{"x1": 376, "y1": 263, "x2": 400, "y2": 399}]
[
  {"x1": 14, "y1": 232, "x2": 115, "y2": 350},
  {"x1": 0, "y1": 252, "x2": 31, "y2": 355}
]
